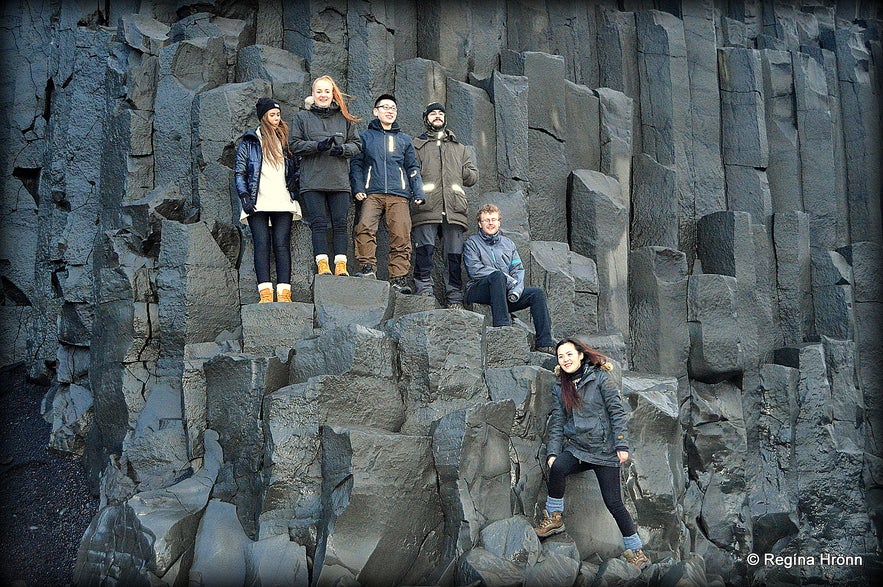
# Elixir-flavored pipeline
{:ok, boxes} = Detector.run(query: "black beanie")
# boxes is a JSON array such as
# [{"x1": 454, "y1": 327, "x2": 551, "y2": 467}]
[
  {"x1": 423, "y1": 102, "x2": 445, "y2": 119},
  {"x1": 423, "y1": 102, "x2": 446, "y2": 132},
  {"x1": 256, "y1": 97, "x2": 280, "y2": 120}
]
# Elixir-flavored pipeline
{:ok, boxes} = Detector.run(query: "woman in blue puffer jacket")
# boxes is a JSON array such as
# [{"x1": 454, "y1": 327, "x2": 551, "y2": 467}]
[
  {"x1": 235, "y1": 97, "x2": 302, "y2": 303},
  {"x1": 534, "y1": 338, "x2": 651, "y2": 570}
]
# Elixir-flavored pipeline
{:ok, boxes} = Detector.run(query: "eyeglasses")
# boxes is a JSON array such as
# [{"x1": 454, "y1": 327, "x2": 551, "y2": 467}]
[{"x1": 376, "y1": 104, "x2": 397, "y2": 111}]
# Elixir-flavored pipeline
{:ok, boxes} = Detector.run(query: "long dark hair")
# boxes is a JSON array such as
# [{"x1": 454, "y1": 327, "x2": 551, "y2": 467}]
[{"x1": 556, "y1": 338, "x2": 608, "y2": 411}]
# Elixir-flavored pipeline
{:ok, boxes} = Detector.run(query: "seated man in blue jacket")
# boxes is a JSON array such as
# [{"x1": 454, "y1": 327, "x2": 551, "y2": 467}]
[{"x1": 463, "y1": 204, "x2": 555, "y2": 354}]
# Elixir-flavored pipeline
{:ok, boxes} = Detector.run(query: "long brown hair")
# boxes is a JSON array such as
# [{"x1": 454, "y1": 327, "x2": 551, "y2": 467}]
[
  {"x1": 259, "y1": 112, "x2": 290, "y2": 168},
  {"x1": 313, "y1": 75, "x2": 362, "y2": 122},
  {"x1": 556, "y1": 338, "x2": 608, "y2": 411}
]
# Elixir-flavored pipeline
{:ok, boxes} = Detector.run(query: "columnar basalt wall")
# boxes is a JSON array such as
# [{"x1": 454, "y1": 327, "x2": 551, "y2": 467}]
[{"x1": 1, "y1": 1, "x2": 880, "y2": 585}]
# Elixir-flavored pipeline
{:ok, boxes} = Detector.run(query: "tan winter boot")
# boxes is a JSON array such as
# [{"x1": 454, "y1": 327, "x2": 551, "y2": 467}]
[
  {"x1": 276, "y1": 285, "x2": 291, "y2": 302},
  {"x1": 334, "y1": 258, "x2": 349, "y2": 276},
  {"x1": 258, "y1": 287, "x2": 274, "y2": 303},
  {"x1": 534, "y1": 510, "x2": 565, "y2": 538},
  {"x1": 316, "y1": 257, "x2": 332, "y2": 275},
  {"x1": 623, "y1": 548, "x2": 650, "y2": 569}
]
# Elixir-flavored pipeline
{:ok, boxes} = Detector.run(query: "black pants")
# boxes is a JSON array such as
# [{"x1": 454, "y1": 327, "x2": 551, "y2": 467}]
[
  {"x1": 547, "y1": 450, "x2": 636, "y2": 537},
  {"x1": 302, "y1": 190, "x2": 350, "y2": 258},
  {"x1": 464, "y1": 271, "x2": 553, "y2": 347},
  {"x1": 247, "y1": 212, "x2": 292, "y2": 284},
  {"x1": 412, "y1": 221, "x2": 465, "y2": 302}
]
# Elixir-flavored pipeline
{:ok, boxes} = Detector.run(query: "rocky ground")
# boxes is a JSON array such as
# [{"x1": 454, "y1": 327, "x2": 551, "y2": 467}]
[{"x1": 0, "y1": 366, "x2": 99, "y2": 587}]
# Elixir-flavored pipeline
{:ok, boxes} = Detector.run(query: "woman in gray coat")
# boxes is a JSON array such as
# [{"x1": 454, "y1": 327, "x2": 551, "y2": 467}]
[
  {"x1": 291, "y1": 75, "x2": 362, "y2": 276},
  {"x1": 534, "y1": 338, "x2": 651, "y2": 569}
]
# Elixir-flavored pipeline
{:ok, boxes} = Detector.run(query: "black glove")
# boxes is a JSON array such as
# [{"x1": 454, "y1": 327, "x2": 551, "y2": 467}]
[
  {"x1": 316, "y1": 136, "x2": 334, "y2": 151},
  {"x1": 239, "y1": 194, "x2": 256, "y2": 215},
  {"x1": 329, "y1": 144, "x2": 345, "y2": 157}
]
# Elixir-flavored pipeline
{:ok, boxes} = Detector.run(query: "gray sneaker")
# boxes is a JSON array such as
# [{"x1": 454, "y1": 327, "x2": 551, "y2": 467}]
[
  {"x1": 390, "y1": 276, "x2": 412, "y2": 294},
  {"x1": 354, "y1": 264, "x2": 376, "y2": 279}
]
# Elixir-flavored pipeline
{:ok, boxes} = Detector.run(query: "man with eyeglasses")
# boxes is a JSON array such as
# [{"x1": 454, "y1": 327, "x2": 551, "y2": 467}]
[
  {"x1": 350, "y1": 94, "x2": 425, "y2": 294},
  {"x1": 463, "y1": 204, "x2": 555, "y2": 354}
]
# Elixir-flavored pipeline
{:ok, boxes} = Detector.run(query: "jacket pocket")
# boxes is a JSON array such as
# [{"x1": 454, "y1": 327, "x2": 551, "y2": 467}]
[
  {"x1": 399, "y1": 167, "x2": 406, "y2": 191},
  {"x1": 572, "y1": 413, "x2": 611, "y2": 452},
  {"x1": 365, "y1": 165, "x2": 373, "y2": 191},
  {"x1": 451, "y1": 187, "x2": 467, "y2": 214}
]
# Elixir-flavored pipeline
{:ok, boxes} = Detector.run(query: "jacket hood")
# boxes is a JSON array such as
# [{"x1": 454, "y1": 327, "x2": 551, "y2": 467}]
[
  {"x1": 240, "y1": 128, "x2": 260, "y2": 142},
  {"x1": 415, "y1": 128, "x2": 458, "y2": 145},
  {"x1": 367, "y1": 118, "x2": 401, "y2": 132},
  {"x1": 478, "y1": 230, "x2": 502, "y2": 245},
  {"x1": 304, "y1": 96, "x2": 342, "y2": 116}
]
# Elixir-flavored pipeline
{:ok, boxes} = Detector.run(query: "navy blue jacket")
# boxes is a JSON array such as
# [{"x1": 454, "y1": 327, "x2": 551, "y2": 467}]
[
  {"x1": 349, "y1": 119, "x2": 425, "y2": 200},
  {"x1": 234, "y1": 130, "x2": 298, "y2": 210}
]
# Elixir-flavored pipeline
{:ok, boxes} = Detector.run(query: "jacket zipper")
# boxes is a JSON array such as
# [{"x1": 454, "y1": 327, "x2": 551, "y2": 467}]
[
  {"x1": 384, "y1": 132, "x2": 391, "y2": 194},
  {"x1": 438, "y1": 141, "x2": 446, "y2": 216}
]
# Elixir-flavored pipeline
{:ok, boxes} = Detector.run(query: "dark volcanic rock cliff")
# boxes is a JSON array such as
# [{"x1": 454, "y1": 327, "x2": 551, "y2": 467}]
[{"x1": 1, "y1": 1, "x2": 880, "y2": 585}]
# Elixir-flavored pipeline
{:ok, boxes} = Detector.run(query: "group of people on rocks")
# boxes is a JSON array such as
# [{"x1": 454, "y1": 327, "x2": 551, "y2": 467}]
[{"x1": 233, "y1": 75, "x2": 650, "y2": 569}]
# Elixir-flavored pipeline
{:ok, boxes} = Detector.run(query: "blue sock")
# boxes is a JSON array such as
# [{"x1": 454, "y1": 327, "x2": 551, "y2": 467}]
[
  {"x1": 545, "y1": 496, "x2": 564, "y2": 513},
  {"x1": 623, "y1": 532, "x2": 642, "y2": 550}
]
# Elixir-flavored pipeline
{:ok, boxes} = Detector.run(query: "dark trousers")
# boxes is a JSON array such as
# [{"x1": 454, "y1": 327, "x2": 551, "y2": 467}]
[
  {"x1": 302, "y1": 190, "x2": 350, "y2": 258},
  {"x1": 247, "y1": 212, "x2": 293, "y2": 284},
  {"x1": 412, "y1": 221, "x2": 464, "y2": 302},
  {"x1": 464, "y1": 271, "x2": 553, "y2": 347},
  {"x1": 547, "y1": 450, "x2": 636, "y2": 537}
]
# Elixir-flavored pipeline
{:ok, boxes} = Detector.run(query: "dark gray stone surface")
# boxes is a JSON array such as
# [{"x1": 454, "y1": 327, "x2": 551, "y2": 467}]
[
  {"x1": 628, "y1": 247, "x2": 689, "y2": 378},
  {"x1": 568, "y1": 170, "x2": 628, "y2": 339},
  {"x1": 4, "y1": 4, "x2": 880, "y2": 585}
]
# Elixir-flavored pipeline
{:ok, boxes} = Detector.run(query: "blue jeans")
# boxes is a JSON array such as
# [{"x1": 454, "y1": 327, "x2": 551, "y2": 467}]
[
  {"x1": 302, "y1": 190, "x2": 350, "y2": 258},
  {"x1": 548, "y1": 450, "x2": 636, "y2": 537},
  {"x1": 247, "y1": 212, "x2": 292, "y2": 284},
  {"x1": 464, "y1": 271, "x2": 553, "y2": 347}
]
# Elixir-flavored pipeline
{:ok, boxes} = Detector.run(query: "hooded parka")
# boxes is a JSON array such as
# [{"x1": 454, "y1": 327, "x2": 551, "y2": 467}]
[
  {"x1": 291, "y1": 100, "x2": 361, "y2": 193},
  {"x1": 547, "y1": 365, "x2": 630, "y2": 467},
  {"x1": 411, "y1": 129, "x2": 478, "y2": 229},
  {"x1": 349, "y1": 119, "x2": 425, "y2": 201}
]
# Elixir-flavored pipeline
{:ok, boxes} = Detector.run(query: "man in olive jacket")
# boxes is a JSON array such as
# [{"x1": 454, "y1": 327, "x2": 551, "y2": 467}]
[{"x1": 411, "y1": 102, "x2": 478, "y2": 308}]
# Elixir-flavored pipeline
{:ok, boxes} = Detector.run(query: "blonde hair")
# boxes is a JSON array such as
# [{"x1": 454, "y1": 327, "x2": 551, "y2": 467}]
[
  {"x1": 313, "y1": 75, "x2": 362, "y2": 123},
  {"x1": 259, "y1": 113, "x2": 290, "y2": 167},
  {"x1": 476, "y1": 204, "x2": 502, "y2": 222}
]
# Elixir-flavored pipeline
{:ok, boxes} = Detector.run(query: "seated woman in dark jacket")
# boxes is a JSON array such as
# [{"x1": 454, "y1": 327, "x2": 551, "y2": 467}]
[{"x1": 535, "y1": 338, "x2": 651, "y2": 570}]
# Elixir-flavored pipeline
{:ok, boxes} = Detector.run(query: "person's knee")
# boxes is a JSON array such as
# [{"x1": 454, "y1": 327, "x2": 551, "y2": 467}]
[{"x1": 488, "y1": 271, "x2": 506, "y2": 285}]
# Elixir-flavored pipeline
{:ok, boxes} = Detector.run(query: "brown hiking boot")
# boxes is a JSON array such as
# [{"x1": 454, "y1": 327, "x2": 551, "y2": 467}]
[
  {"x1": 623, "y1": 548, "x2": 650, "y2": 569},
  {"x1": 316, "y1": 258, "x2": 332, "y2": 275},
  {"x1": 534, "y1": 510, "x2": 565, "y2": 538},
  {"x1": 258, "y1": 287, "x2": 274, "y2": 303}
]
